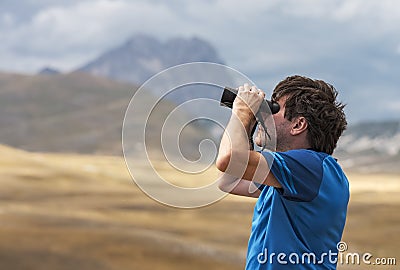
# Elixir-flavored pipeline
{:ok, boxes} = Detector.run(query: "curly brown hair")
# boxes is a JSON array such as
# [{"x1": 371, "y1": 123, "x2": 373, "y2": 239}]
[{"x1": 271, "y1": 75, "x2": 347, "y2": 155}]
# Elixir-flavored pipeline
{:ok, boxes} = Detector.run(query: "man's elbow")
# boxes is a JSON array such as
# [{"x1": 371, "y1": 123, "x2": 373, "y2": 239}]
[
  {"x1": 218, "y1": 181, "x2": 230, "y2": 193},
  {"x1": 215, "y1": 153, "x2": 231, "y2": 172},
  {"x1": 216, "y1": 150, "x2": 249, "y2": 174},
  {"x1": 217, "y1": 172, "x2": 235, "y2": 193}
]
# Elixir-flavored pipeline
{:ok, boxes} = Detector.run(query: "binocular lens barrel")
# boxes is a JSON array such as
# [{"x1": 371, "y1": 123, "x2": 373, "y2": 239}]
[{"x1": 220, "y1": 87, "x2": 280, "y2": 114}]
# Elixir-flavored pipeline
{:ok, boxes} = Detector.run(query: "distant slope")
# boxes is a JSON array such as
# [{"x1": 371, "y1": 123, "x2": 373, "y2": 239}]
[
  {"x1": 335, "y1": 120, "x2": 400, "y2": 173},
  {"x1": 77, "y1": 34, "x2": 225, "y2": 85},
  {"x1": 2, "y1": 69, "x2": 398, "y2": 172},
  {"x1": 0, "y1": 72, "x2": 207, "y2": 156}
]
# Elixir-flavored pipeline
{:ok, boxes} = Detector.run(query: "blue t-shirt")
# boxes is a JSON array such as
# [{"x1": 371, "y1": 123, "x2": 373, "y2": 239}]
[{"x1": 245, "y1": 149, "x2": 349, "y2": 270}]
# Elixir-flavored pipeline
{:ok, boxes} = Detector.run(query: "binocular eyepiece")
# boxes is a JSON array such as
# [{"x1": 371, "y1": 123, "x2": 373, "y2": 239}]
[{"x1": 220, "y1": 87, "x2": 280, "y2": 114}]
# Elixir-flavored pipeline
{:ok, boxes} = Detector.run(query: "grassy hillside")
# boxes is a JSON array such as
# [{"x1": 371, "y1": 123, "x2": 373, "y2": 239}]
[
  {"x1": 0, "y1": 145, "x2": 398, "y2": 269},
  {"x1": 0, "y1": 72, "x2": 208, "y2": 156}
]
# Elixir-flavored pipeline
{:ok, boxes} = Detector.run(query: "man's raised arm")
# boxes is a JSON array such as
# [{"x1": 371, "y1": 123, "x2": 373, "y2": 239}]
[{"x1": 215, "y1": 84, "x2": 281, "y2": 197}]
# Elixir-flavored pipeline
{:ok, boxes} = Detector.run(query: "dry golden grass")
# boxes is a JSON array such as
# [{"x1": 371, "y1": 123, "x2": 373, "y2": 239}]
[
  {"x1": 0, "y1": 145, "x2": 398, "y2": 269},
  {"x1": 338, "y1": 172, "x2": 400, "y2": 269}
]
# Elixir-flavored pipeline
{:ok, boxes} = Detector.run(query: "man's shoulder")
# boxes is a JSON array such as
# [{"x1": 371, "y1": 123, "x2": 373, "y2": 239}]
[
  {"x1": 284, "y1": 148, "x2": 328, "y2": 156},
  {"x1": 277, "y1": 149, "x2": 329, "y2": 163},
  {"x1": 259, "y1": 149, "x2": 330, "y2": 174}
]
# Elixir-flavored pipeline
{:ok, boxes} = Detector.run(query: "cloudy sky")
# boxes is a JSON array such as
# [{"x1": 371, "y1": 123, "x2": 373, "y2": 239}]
[{"x1": 1, "y1": 0, "x2": 400, "y2": 123}]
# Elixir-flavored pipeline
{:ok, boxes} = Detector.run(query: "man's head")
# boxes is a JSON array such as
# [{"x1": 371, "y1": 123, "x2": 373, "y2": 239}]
[{"x1": 257, "y1": 75, "x2": 347, "y2": 154}]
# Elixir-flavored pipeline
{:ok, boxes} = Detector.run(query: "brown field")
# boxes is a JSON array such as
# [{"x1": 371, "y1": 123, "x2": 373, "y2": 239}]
[{"x1": 0, "y1": 145, "x2": 398, "y2": 269}]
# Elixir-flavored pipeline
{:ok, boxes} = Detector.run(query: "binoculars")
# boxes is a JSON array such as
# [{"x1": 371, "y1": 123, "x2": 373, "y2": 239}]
[{"x1": 220, "y1": 87, "x2": 280, "y2": 114}]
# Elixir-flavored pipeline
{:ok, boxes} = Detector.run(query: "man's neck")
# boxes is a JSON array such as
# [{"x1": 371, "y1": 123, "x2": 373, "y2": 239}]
[{"x1": 276, "y1": 143, "x2": 312, "y2": 152}]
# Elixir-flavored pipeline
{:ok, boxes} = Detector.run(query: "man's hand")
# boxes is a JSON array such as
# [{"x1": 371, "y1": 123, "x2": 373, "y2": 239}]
[
  {"x1": 254, "y1": 123, "x2": 266, "y2": 147},
  {"x1": 232, "y1": 84, "x2": 266, "y2": 134}
]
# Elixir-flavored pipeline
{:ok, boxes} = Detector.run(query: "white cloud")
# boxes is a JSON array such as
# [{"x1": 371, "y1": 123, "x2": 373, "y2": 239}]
[
  {"x1": 0, "y1": 0, "x2": 399, "y2": 122},
  {"x1": 1, "y1": 12, "x2": 15, "y2": 26},
  {"x1": 8, "y1": 1, "x2": 175, "y2": 52},
  {"x1": 2, "y1": 0, "x2": 184, "y2": 71},
  {"x1": 387, "y1": 101, "x2": 400, "y2": 112},
  {"x1": 1, "y1": 0, "x2": 400, "y2": 78}
]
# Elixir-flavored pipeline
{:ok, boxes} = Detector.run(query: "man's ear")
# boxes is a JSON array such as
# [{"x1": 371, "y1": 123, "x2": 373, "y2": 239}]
[{"x1": 290, "y1": 116, "x2": 308, "y2": 136}]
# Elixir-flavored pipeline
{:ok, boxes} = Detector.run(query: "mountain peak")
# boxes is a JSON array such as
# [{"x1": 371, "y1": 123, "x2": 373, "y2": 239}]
[
  {"x1": 77, "y1": 34, "x2": 224, "y2": 85},
  {"x1": 38, "y1": 67, "x2": 61, "y2": 75}
]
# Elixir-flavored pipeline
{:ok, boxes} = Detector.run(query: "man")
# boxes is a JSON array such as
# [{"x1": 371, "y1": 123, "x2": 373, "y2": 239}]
[{"x1": 216, "y1": 75, "x2": 349, "y2": 269}]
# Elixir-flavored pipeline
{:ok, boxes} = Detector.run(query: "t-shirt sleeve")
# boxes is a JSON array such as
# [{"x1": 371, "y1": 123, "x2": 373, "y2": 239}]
[
  {"x1": 260, "y1": 150, "x2": 324, "y2": 202},
  {"x1": 254, "y1": 182, "x2": 266, "y2": 191}
]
